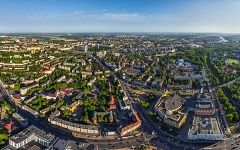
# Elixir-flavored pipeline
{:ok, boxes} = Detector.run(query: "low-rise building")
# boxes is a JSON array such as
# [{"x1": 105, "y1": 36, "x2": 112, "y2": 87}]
[
  {"x1": 68, "y1": 100, "x2": 82, "y2": 113},
  {"x1": 194, "y1": 101, "x2": 216, "y2": 116},
  {"x1": 23, "y1": 95, "x2": 37, "y2": 104},
  {"x1": 194, "y1": 87, "x2": 216, "y2": 116},
  {"x1": 118, "y1": 99, "x2": 131, "y2": 110},
  {"x1": 58, "y1": 65, "x2": 71, "y2": 71},
  {"x1": 109, "y1": 96, "x2": 116, "y2": 110},
  {"x1": 48, "y1": 111, "x2": 100, "y2": 135},
  {"x1": 11, "y1": 93, "x2": 22, "y2": 104},
  {"x1": 87, "y1": 77, "x2": 96, "y2": 86},
  {"x1": 21, "y1": 105, "x2": 39, "y2": 118},
  {"x1": 154, "y1": 94, "x2": 187, "y2": 128},
  {"x1": 13, "y1": 113, "x2": 28, "y2": 127},
  {"x1": 96, "y1": 51, "x2": 106, "y2": 58},
  {"x1": 26, "y1": 46, "x2": 41, "y2": 53},
  {"x1": 59, "y1": 88, "x2": 73, "y2": 97},
  {"x1": 179, "y1": 90, "x2": 194, "y2": 96},
  {"x1": 40, "y1": 107, "x2": 52, "y2": 116},
  {"x1": 188, "y1": 116, "x2": 224, "y2": 141},
  {"x1": 3, "y1": 121, "x2": 16, "y2": 133},
  {"x1": 2, "y1": 125, "x2": 55, "y2": 149},
  {"x1": 120, "y1": 111, "x2": 142, "y2": 136},
  {"x1": 20, "y1": 83, "x2": 39, "y2": 95},
  {"x1": 0, "y1": 106, "x2": 7, "y2": 119},
  {"x1": 40, "y1": 66, "x2": 55, "y2": 74},
  {"x1": 42, "y1": 90, "x2": 59, "y2": 100}
]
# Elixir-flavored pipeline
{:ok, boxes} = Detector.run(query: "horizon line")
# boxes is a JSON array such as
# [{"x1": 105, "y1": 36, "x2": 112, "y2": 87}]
[{"x1": 1, "y1": 31, "x2": 240, "y2": 35}]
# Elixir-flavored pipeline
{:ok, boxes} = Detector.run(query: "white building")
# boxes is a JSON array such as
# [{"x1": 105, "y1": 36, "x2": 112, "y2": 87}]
[
  {"x1": 188, "y1": 116, "x2": 224, "y2": 141},
  {"x1": 48, "y1": 111, "x2": 100, "y2": 135},
  {"x1": 20, "y1": 83, "x2": 39, "y2": 95},
  {"x1": 5, "y1": 125, "x2": 55, "y2": 149}
]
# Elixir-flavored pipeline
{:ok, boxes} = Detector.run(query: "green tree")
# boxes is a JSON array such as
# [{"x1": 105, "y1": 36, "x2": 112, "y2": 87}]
[
  {"x1": 226, "y1": 114, "x2": 233, "y2": 122},
  {"x1": 82, "y1": 113, "x2": 89, "y2": 123}
]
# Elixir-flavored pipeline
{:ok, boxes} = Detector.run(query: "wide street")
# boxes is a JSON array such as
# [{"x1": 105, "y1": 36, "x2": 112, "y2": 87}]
[
  {"x1": 0, "y1": 54, "x2": 235, "y2": 150},
  {"x1": 0, "y1": 79, "x2": 152, "y2": 149},
  {"x1": 93, "y1": 56, "x2": 216, "y2": 150},
  {"x1": 205, "y1": 136, "x2": 240, "y2": 150}
]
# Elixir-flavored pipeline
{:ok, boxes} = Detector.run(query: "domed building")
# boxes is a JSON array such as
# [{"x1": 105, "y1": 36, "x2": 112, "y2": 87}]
[{"x1": 154, "y1": 93, "x2": 187, "y2": 128}]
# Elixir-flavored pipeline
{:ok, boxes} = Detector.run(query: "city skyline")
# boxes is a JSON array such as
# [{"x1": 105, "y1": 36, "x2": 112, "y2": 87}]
[{"x1": 1, "y1": 0, "x2": 240, "y2": 33}]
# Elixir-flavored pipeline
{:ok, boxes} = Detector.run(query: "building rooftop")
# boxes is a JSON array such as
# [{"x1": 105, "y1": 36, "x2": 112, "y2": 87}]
[
  {"x1": 154, "y1": 94, "x2": 186, "y2": 127},
  {"x1": 188, "y1": 116, "x2": 223, "y2": 135},
  {"x1": 164, "y1": 94, "x2": 182, "y2": 112},
  {"x1": 9, "y1": 125, "x2": 55, "y2": 144},
  {"x1": 2, "y1": 141, "x2": 45, "y2": 150},
  {"x1": 196, "y1": 101, "x2": 214, "y2": 109},
  {"x1": 49, "y1": 113, "x2": 99, "y2": 131}
]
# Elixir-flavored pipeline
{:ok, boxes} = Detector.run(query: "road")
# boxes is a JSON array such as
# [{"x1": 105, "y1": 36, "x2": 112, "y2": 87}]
[
  {"x1": 0, "y1": 78, "x2": 152, "y2": 149},
  {"x1": 213, "y1": 76, "x2": 240, "y2": 89},
  {"x1": 92, "y1": 55, "x2": 215, "y2": 150},
  {"x1": 205, "y1": 136, "x2": 240, "y2": 150},
  {"x1": 0, "y1": 54, "x2": 230, "y2": 150}
]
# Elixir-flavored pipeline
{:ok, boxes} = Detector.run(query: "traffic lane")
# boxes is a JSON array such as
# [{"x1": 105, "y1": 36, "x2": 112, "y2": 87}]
[
  {"x1": 17, "y1": 107, "x2": 86, "y2": 142},
  {"x1": 17, "y1": 102, "x2": 156, "y2": 149},
  {"x1": 93, "y1": 56, "x2": 176, "y2": 148},
  {"x1": 87, "y1": 134, "x2": 149, "y2": 144},
  {"x1": 136, "y1": 103, "x2": 211, "y2": 149},
  {"x1": 95, "y1": 138, "x2": 150, "y2": 149},
  {"x1": 135, "y1": 105, "x2": 182, "y2": 148},
  {"x1": 22, "y1": 108, "x2": 152, "y2": 148},
  {"x1": 207, "y1": 138, "x2": 240, "y2": 150}
]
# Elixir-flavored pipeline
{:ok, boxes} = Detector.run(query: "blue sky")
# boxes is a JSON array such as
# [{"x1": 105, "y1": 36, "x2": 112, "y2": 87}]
[{"x1": 1, "y1": 0, "x2": 240, "y2": 33}]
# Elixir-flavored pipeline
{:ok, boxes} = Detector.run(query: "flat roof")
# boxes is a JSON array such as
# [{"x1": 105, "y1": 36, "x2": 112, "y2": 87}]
[
  {"x1": 9, "y1": 125, "x2": 55, "y2": 144},
  {"x1": 196, "y1": 101, "x2": 214, "y2": 109},
  {"x1": 188, "y1": 116, "x2": 223, "y2": 135},
  {"x1": 52, "y1": 117, "x2": 99, "y2": 130}
]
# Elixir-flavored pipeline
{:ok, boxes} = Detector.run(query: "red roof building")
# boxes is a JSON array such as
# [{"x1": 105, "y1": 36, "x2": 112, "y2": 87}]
[
  {"x1": 120, "y1": 111, "x2": 142, "y2": 136},
  {"x1": 4, "y1": 121, "x2": 15, "y2": 133},
  {"x1": 225, "y1": 66, "x2": 236, "y2": 74},
  {"x1": 109, "y1": 96, "x2": 116, "y2": 110},
  {"x1": 12, "y1": 93, "x2": 22, "y2": 104},
  {"x1": 40, "y1": 67, "x2": 55, "y2": 75},
  {"x1": 42, "y1": 90, "x2": 59, "y2": 100},
  {"x1": 59, "y1": 88, "x2": 73, "y2": 97}
]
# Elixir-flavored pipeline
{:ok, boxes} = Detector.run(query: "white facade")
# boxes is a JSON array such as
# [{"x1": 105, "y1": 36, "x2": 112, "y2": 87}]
[{"x1": 8, "y1": 125, "x2": 55, "y2": 149}]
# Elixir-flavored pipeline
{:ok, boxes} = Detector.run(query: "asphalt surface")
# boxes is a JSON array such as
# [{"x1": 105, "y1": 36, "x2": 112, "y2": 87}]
[
  {"x1": 0, "y1": 80, "x2": 151, "y2": 149},
  {"x1": 92, "y1": 55, "x2": 220, "y2": 149},
  {"x1": 205, "y1": 136, "x2": 240, "y2": 150},
  {"x1": 0, "y1": 57, "x2": 231, "y2": 150}
]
